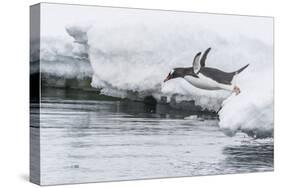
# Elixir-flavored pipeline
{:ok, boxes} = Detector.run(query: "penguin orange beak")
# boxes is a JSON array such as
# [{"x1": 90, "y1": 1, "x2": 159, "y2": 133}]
[{"x1": 164, "y1": 75, "x2": 171, "y2": 82}]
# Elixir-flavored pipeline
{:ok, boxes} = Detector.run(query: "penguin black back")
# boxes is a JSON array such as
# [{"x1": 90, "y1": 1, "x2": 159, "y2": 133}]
[{"x1": 199, "y1": 67, "x2": 235, "y2": 85}]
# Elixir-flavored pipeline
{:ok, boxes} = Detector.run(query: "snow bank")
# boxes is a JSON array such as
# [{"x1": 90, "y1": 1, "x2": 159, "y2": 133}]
[
  {"x1": 86, "y1": 20, "x2": 273, "y2": 138},
  {"x1": 41, "y1": 13, "x2": 273, "y2": 138}
]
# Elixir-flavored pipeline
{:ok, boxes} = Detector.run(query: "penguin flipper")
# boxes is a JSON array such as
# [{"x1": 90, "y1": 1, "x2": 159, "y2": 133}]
[
  {"x1": 193, "y1": 52, "x2": 202, "y2": 74},
  {"x1": 200, "y1": 48, "x2": 211, "y2": 67}
]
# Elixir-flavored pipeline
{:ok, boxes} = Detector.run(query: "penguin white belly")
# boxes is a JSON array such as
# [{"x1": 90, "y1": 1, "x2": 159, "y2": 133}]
[{"x1": 184, "y1": 73, "x2": 233, "y2": 91}]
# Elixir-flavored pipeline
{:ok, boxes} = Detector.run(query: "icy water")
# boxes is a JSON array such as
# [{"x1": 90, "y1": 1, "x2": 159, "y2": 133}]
[{"x1": 31, "y1": 89, "x2": 273, "y2": 185}]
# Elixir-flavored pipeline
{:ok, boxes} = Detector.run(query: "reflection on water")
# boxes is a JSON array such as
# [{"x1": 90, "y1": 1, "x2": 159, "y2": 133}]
[{"x1": 32, "y1": 88, "x2": 273, "y2": 185}]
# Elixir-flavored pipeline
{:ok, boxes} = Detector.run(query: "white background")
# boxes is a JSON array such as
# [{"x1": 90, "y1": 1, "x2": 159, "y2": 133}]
[{"x1": 0, "y1": 0, "x2": 279, "y2": 187}]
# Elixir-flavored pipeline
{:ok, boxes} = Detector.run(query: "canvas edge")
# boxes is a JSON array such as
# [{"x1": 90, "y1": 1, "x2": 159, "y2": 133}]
[{"x1": 30, "y1": 3, "x2": 41, "y2": 186}]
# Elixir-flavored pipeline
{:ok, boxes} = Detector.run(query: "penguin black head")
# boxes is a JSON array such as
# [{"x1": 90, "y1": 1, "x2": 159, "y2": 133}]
[
  {"x1": 164, "y1": 69, "x2": 175, "y2": 82},
  {"x1": 164, "y1": 68, "x2": 194, "y2": 82}
]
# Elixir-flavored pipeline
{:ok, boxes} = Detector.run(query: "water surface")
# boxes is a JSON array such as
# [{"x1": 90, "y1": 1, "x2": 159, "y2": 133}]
[{"x1": 31, "y1": 89, "x2": 273, "y2": 185}]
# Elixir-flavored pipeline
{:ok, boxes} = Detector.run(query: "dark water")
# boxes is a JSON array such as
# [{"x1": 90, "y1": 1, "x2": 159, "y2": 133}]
[{"x1": 31, "y1": 88, "x2": 273, "y2": 185}]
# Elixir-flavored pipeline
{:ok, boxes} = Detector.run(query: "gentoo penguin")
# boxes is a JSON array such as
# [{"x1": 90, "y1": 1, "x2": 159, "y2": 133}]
[{"x1": 164, "y1": 48, "x2": 249, "y2": 95}]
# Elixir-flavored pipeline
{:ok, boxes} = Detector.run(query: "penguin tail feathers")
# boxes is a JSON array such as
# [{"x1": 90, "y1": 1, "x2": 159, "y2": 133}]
[{"x1": 234, "y1": 64, "x2": 250, "y2": 75}]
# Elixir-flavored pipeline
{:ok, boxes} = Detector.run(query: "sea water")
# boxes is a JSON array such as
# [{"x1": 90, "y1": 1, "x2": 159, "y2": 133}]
[{"x1": 32, "y1": 88, "x2": 273, "y2": 185}]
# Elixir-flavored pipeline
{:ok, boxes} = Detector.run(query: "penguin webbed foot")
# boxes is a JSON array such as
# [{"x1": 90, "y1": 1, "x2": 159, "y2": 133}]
[{"x1": 233, "y1": 86, "x2": 241, "y2": 95}]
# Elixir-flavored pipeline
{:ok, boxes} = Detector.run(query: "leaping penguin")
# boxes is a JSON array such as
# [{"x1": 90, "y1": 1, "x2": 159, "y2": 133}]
[{"x1": 164, "y1": 48, "x2": 249, "y2": 95}]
